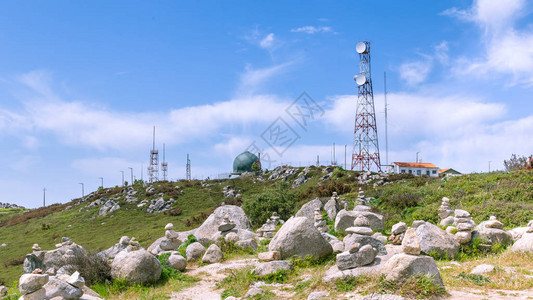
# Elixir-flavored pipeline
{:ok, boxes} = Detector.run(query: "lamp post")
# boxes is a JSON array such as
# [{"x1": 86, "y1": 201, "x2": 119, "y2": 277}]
[
  {"x1": 416, "y1": 152, "x2": 420, "y2": 163},
  {"x1": 120, "y1": 171, "x2": 124, "y2": 186},
  {"x1": 489, "y1": 161, "x2": 492, "y2": 173},
  {"x1": 99, "y1": 177, "x2": 103, "y2": 189},
  {"x1": 79, "y1": 183, "x2": 84, "y2": 198},
  {"x1": 128, "y1": 167, "x2": 134, "y2": 186}
]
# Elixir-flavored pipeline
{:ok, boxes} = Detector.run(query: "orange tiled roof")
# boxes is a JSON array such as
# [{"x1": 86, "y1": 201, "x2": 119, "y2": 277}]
[
  {"x1": 393, "y1": 162, "x2": 438, "y2": 168},
  {"x1": 439, "y1": 168, "x2": 451, "y2": 173}
]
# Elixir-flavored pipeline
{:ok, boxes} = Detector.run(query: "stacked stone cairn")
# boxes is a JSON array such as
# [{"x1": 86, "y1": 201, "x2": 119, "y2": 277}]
[
  {"x1": 218, "y1": 214, "x2": 236, "y2": 233},
  {"x1": 453, "y1": 209, "x2": 476, "y2": 244},
  {"x1": 336, "y1": 242, "x2": 377, "y2": 271},
  {"x1": 388, "y1": 222, "x2": 407, "y2": 245},
  {"x1": 345, "y1": 215, "x2": 373, "y2": 236},
  {"x1": 438, "y1": 197, "x2": 455, "y2": 227},
  {"x1": 257, "y1": 213, "x2": 281, "y2": 239},
  {"x1": 160, "y1": 223, "x2": 181, "y2": 251},
  {"x1": 356, "y1": 187, "x2": 366, "y2": 205},
  {"x1": 314, "y1": 207, "x2": 329, "y2": 233}
]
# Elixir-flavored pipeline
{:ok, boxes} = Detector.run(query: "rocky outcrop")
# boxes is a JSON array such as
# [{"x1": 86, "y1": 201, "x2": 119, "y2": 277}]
[
  {"x1": 269, "y1": 217, "x2": 332, "y2": 259},
  {"x1": 379, "y1": 253, "x2": 444, "y2": 287},
  {"x1": 111, "y1": 249, "x2": 162, "y2": 284},
  {"x1": 23, "y1": 238, "x2": 88, "y2": 274},
  {"x1": 98, "y1": 236, "x2": 131, "y2": 260},
  {"x1": 194, "y1": 205, "x2": 254, "y2": 243},
  {"x1": 334, "y1": 209, "x2": 384, "y2": 233}
]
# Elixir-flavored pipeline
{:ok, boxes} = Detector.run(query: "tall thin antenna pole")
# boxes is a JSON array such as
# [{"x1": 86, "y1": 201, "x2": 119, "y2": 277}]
[
  {"x1": 384, "y1": 71, "x2": 389, "y2": 168},
  {"x1": 344, "y1": 145, "x2": 347, "y2": 169},
  {"x1": 43, "y1": 188, "x2": 46, "y2": 207},
  {"x1": 161, "y1": 143, "x2": 168, "y2": 181},
  {"x1": 148, "y1": 126, "x2": 159, "y2": 183},
  {"x1": 141, "y1": 163, "x2": 143, "y2": 182},
  {"x1": 121, "y1": 171, "x2": 124, "y2": 186},
  {"x1": 186, "y1": 154, "x2": 191, "y2": 181},
  {"x1": 99, "y1": 177, "x2": 103, "y2": 189},
  {"x1": 128, "y1": 167, "x2": 133, "y2": 186},
  {"x1": 332, "y1": 143, "x2": 336, "y2": 166}
]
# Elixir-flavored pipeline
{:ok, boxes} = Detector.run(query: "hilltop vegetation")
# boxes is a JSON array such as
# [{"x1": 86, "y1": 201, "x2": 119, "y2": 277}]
[{"x1": 1, "y1": 165, "x2": 533, "y2": 288}]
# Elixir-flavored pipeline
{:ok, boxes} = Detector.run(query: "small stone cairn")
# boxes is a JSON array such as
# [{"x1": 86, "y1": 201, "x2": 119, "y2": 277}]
[
  {"x1": 160, "y1": 223, "x2": 181, "y2": 251},
  {"x1": 485, "y1": 215, "x2": 504, "y2": 229},
  {"x1": 314, "y1": 207, "x2": 329, "y2": 233},
  {"x1": 345, "y1": 215, "x2": 373, "y2": 236},
  {"x1": 257, "y1": 212, "x2": 282, "y2": 238},
  {"x1": 356, "y1": 188, "x2": 366, "y2": 206},
  {"x1": 388, "y1": 222, "x2": 407, "y2": 245},
  {"x1": 218, "y1": 214, "x2": 236, "y2": 233},
  {"x1": 336, "y1": 241, "x2": 377, "y2": 271},
  {"x1": 453, "y1": 209, "x2": 476, "y2": 244},
  {"x1": 438, "y1": 197, "x2": 454, "y2": 227}
]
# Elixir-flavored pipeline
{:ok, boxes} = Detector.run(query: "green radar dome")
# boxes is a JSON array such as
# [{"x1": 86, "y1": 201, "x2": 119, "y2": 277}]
[{"x1": 233, "y1": 151, "x2": 259, "y2": 173}]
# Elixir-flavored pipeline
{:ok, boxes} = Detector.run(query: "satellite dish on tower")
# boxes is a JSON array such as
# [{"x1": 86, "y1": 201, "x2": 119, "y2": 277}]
[
  {"x1": 354, "y1": 74, "x2": 367, "y2": 86},
  {"x1": 356, "y1": 42, "x2": 367, "y2": 54}
]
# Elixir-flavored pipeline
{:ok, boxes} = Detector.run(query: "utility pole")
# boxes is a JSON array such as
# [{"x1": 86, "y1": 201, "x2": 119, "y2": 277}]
[
  {"x1": 120, "y1": 171, "x2": 124, "y2": 186},
  {"x1": 99, "y1": 177, "x2": 103, "y2": 189},
  {"x1": 416, "y1": 152, "x2": 420, "y2": 163},
  {"x1": 344, "y1": 144, "x2": 347, "y2": 170},
  {"x1": 43, "y1": 188, "x2": 46, "y2": 207},
  {"x1": 141, "y1": 163, "x2": 143, "y2": 182},
  {"x1": 384, "y1": 71, "x2": 389, "y2": 166},
  {"x1": 489, "y1": 161, "x2": 492, "y2": 173},
  {"x1": 128, "y1": 167, "x2": 134, "y2": 186},
  {"x1": 79, "y1": 183, "x2": 84, "y2": 199}
]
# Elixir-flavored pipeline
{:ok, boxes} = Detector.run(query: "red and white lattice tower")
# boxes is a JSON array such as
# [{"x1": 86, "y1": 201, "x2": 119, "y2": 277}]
[
  {"x1": 351, "y1": 41, "x2": 381, "y2": 172},
  {"x1": 148, "y1": 126, "x2": 159, "y2": 183}
]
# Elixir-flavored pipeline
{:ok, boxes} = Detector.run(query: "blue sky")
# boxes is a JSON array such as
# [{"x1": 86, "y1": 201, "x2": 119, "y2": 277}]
[{"x1": 1, "y1": 0, "x2": 533, "y2": 208}]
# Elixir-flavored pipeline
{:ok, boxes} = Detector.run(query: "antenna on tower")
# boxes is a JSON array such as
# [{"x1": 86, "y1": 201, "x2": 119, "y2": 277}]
[
  {"x1": 185, "y1": 154, "x2": 191, "y2": 181},
  {"x1": 161, "y1": 143, "x2": 168, "y2": 181},
  {"x1": 332, "y1": 143, "x2": 337, "y2": 166},
  {"x1": 148, "y1": 126, "x2": 159, "y2": 183},
  {"x1": 384, "y1": 71, "x2": 389, "y2": 168},
  {"x1": 351, "y1": 41, "x2": 382, "y2": 172}
]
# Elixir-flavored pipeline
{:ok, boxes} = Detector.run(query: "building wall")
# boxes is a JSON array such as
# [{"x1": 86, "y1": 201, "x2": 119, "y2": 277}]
[{"x1": 394, "y1": 165, "x2": 439, "y2": 177}]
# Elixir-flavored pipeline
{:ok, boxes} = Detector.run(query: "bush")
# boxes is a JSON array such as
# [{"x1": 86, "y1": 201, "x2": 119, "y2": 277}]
[
  {"x1": 242, "y1": 181, "x2": 298, "y2": 227},
  {"x1": 165, "y1": 208, "x2": 182, "y2": 216},
  {"x1": 315, "y1": 182, "x2": 352, "y2": 197},
  {"x1": 64, "y1": 252, "x2": 111, "y2": 285},
  {"x1": 3, "y1": 256, "x2": 24, "y2": 268},
  {"x1": 177, "y1": 235, "x2": 197, "y2": 257}
]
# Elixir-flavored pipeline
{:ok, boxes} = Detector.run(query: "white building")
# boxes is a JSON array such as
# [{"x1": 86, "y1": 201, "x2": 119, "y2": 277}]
[{"x1": 393, "y1": 162, "x2": 439, "y2": 177}]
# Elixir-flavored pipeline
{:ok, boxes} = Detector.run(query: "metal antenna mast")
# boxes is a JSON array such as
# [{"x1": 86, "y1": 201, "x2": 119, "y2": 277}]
[
  {"x1": 384, "y1": 71, "x2": 389, "y2": 167},
  {"x1": 161, "y1": 143, "x2": 168, "y2": 181},
  {"x1": 148, "y1": 126, "x2": 159, "y2": 183},
  {"x1": 351, "y1": 41, "x2": 382, "y2": 172},
  {"x1": 186, "y1": 154, "x2": 191, "y2": 181}
]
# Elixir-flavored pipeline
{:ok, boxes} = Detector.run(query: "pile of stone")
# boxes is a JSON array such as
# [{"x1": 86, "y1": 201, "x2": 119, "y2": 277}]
[
  {"x1": 453, "y1": 209, "x2": 476, "y2": 244},
  {"x1": 219, "y1": 214, "x2": 236, "y2": 233},
  {"x1": 355, "y1": 188, "x2": 366, "y2": 206},
  {"x1": 145, "y1": 197, "x2": 174, "y2": 213},
  {"x1": 24, "y1": 238, "x2": 89, "y2": 275},
  {"x1": 257, "y1": 213, "x2": 280, "y2": 239},
  {"x1": 99, "y1": 199, "x2": 120, "y2": 216},
  {"x1": 18, "y1": 268, "x2": 101, "y2": 300},
  {"x1": 292, "y1": 167, "x2": 309, "y2": 188},
  {"x1": 335, "y1": 242, "x2": 377, "y2": 271},
  {"x1": 475, "y1": 216, "x2": 512, "y2": 245},
  {"x1": 144, "y1": 223, "x2": 182, "y2": 255},
  {"x1": 388, "y1": 222, "x2": 407, "y2": 245},
  {"x1": 98, "y1": 236, "x2": 133, "y2": 260},
  {"x1": 378, "y1": 227, "x2": 444, "y2": 288},
  {"x1": 124, "y1": 187, "x2": 138, "y2": 203},
  {"x1": 222, "y1": 185, "x2": 237, "y2": 198},
  {"x1": 438, "y1": 197, "x2": 454, "y2": 227},
  {"x1": 345, "y1": 215, "x2": 373, "y2": 236},
  {"x1": 314, "y1": 207, "x2": 329, "y2": 233},
  {"x1": 267, "y1": 166, "x2": 298, "y2": 181}
]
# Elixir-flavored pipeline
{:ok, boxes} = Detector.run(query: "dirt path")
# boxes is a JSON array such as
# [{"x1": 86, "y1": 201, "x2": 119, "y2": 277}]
[{"x1": 170, "y1": 258, "x2": 258, "y2": 300}]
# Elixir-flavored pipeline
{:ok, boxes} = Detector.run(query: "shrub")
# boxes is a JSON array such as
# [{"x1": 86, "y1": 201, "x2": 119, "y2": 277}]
[
  {"x1": 165, "y1": 208, "x2": 182, "y2": 216},
  {"x1": 63, "y1": 252, "x2": 111, "y2": 285},
  {"x1": 315, "y1": 182, "x2": 352, "y2": 197},
  {"x1": 177, "y1": 235, "x2": 197, "y2": 257},
  {"x1": 3, "y1": 256, "x2": 24, "y2": 268},
  {"x1": 242, "y1": 181, "x2": 298, "y2": 227}
]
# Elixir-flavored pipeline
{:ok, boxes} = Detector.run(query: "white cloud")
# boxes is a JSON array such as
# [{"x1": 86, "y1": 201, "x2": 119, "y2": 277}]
[
  {"x1": 238, "y1": 62, "x2": 293, "y2": 93},
  {"x1": 444, "y1": 0, "x2": 533, "y2": 85},
  {"x1": 399, "y1": 60, "x2": 433, "y2": 86},
  {"x1": 290, "y1": 26, "x2": 333, "y2": 34},
  {"x1": 259, "y1": 33, "x2": 275, "y2": 49}
]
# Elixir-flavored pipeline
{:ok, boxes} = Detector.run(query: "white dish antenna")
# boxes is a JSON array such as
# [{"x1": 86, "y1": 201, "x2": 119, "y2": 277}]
[
  {"x1": 356, "y1": 42, "x2": 367, "y2": 54},
  {"x1": 354, "y1": 74, "x2": 367, "y2": 86}
]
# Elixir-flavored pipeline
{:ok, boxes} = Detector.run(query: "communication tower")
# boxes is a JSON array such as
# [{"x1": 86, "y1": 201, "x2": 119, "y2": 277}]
[
  {"x1": 186, "y1": 154, "x2": 191, "y2": 181},
  {"x1": 148, "y1": 126, "x2": 159, "y2": 183},
  {"x1": 351, "y1": 41, "x2": 382, "y2": 172},
  {"x1": 161, "y1": 143, "x2": 168, "y2": 181}
]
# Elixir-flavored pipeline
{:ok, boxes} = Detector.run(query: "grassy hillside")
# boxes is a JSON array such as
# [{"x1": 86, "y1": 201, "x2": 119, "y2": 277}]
[{"x1": 1, "y1": 167, "x2": 532, "y2": 286}]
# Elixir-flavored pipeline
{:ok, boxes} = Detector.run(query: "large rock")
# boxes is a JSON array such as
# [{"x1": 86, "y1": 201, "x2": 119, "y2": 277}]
[
  {"x1": 111, "y1": 249, "x2": 162, "y2": 284},
  {"x1": 343, "y1": 234, "x2": 387, "y2": 256},
  {"x1": 24, "y1": 242, "x2": 88, "y2": 274},
  {"x1": 334, "y1": 210, "x2": 384, "y2": 233},
  {"x1": 194, "y1": 205, "x2": 253, "y2": 242},
  {"x1": 202, "y1": 244, "x2": 223, "y2": 264},
  {"x1": 475, "y1": 227, "x2": 512, "y2": 245},
  {"x1": 512, "y1": 232, "x2": 533, "y2": 253},
  {"x1": 19, "y1": 274, "x2": 49, "y2": 295},
  {"x1": 19, "y1": 288, "x2": 46, "y2": 300},
  {"x1": 186, "y1": 242, "x2": 206, "y2": 261},
  {"x1": 402, "y1": 228, "x2": 420, "y2": 255},
  {"x1": 336, "y1": 245, "x2": 377, "y2": 270},
  {"x1": 379, "y1": 253, "x2": 444, "y2": 287},
  {"x1": 324, "y1": 199, "x2": 338, "y2": 221},
  {"x1": 391, "y1": 222, "x2": 407, "y2": 235},
  {"x1": 268, "y1": 217, "x2": 332, "y2": 259},
  {"x1": 415, "y1": 221, "x2": 459, "y2": 258},
  {"x1": 43, "y1": 277, "x2": 83, "y2": 300},
  {"x1": 97, "y1": 236, "x2": 130, "y2": 260},
  {"x1": 254, "y1": 260, "x2": 293, "y2": 277},
  {"x1": 508, "y1": 227, "x2": 530, "y2": 241},
  {"x1": 167, "y1": 253, "x2": 187, "y2": 271},
  {"x1": 295, "y1": 198, "x2": 323, "y2": 220}
]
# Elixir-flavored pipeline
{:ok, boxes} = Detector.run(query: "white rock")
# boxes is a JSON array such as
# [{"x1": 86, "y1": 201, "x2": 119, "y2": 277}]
[
  {"x1": 402, "y1": 228, "x2": 420, "y2": 255},
  {"x1": 391, "y1": 222, "x2": 407, "y2": 235},
  {"x1": 66, "y1": 271, "x2": 85, "y2": 288},
  {"x1": 186, "y1": 242, "x2": 206, "y2": 261},
  {"x1": 111, "y1": 249, "x2": 162, "y2": 284},
  {"x1": 470, "y1": 264, "x2": 495, "y2": 275},
  {"x1": 167, "y1": 253, "x2": 187, "y2": 271},
  {"x1": 380, "y1": 253, "x2": 444, "y2": 287},
  {"x1": 19, "y1": 274, "x2": 49, "y2": 295},
  {"x1": 165, "y1": 223, "x2": 174, "y2": 230},
  {"x1": 258, "y1": 251, "x2": 281, "y2": 262},
  {"x1": 202, "y1": 244, "x2": 223, "y2": 264},
  {"x1": 454, "y1": 209, "x2": 470, "y2": 218}
]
